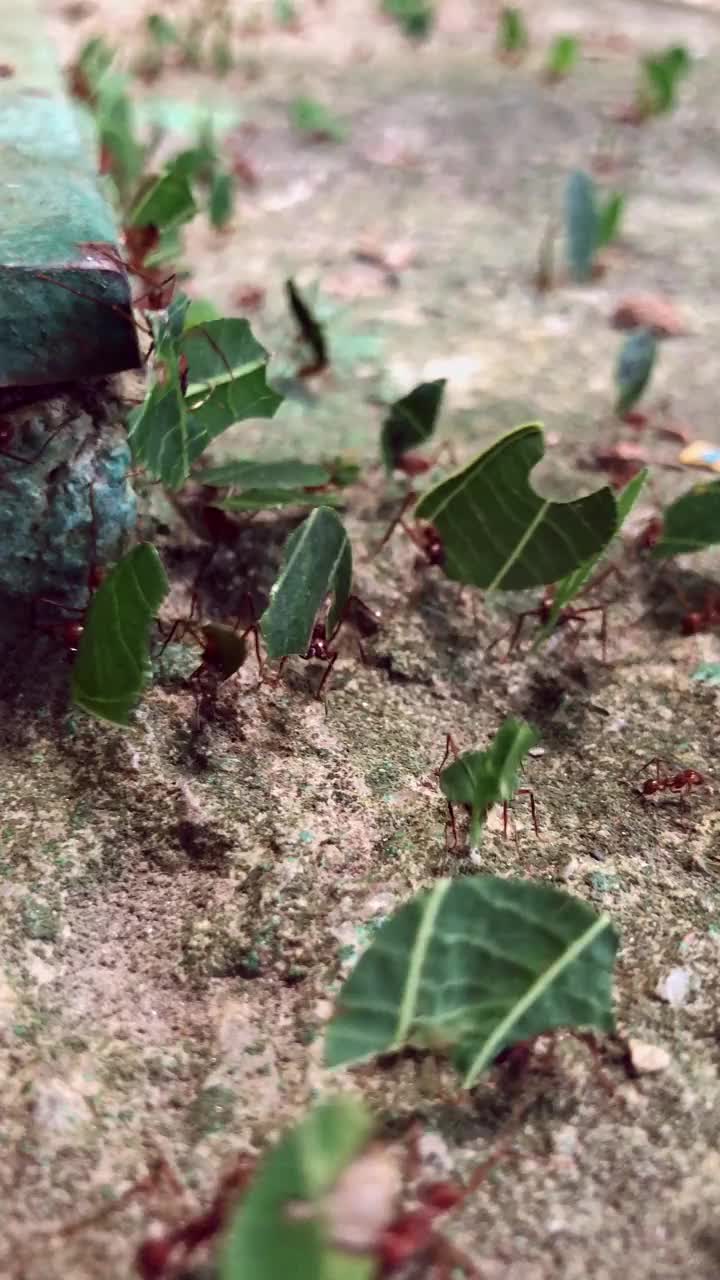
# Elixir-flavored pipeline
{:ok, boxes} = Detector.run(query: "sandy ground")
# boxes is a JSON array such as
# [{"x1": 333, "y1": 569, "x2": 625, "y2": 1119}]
[{"x1": 1, "y1": 1, "x2": 720, "y2": 1276}]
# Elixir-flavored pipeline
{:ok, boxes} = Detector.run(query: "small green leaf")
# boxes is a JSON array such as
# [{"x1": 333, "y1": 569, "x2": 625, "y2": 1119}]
[
  {"x1": 641, "y1": 46, "x2": 691, "y2": 115},
  {"x1": 498, "y1": 7, "x2": 528, "y2": 55},
  {"x1": 289, "y1": 97, "x2": 347, "y2": 143},
  {"x1": 128, "y1": 166, "x2": 197, "y2": 231},
  {"x1": 200, "y1": 459, "x2": 331, "y2": 489},
  {"x1": 200, "y1": 624, "x2": 248, "y2": 680},
  {"x1": 71, "y1": 545, "x2": 169, "y2": 726},
  {"x1": 692, "y1": 662, "x2": 720, "y2": 687},
  {"x1": 533, "y1": 469, "x2": 647, "y2": 646},
  {"x1": 184, "y1": 298, "x2": 221, "y2": 329},
  {"x1": 440, "y1": 719, "x2": 539, "y2": 844},
  {"x1": 221, "y1": 1096, "x2": 374, "y2": 1280},
  {"x1": 325, "y1": 876, "x2": 617, "y2": 1087},
  {"x1": 216, "y1": 488, "x2": 342, "y2": 512},
  {"x1": 146, "y1": 13, "x2": 179, "y2": 44},
  {"x1": 380, "y1": 380, "x2": 446, "y2": 473},
  {"x1": 545, "y1": 34, "x2": 579, "y2": 79},
  {"x1": 128, "y1": 314, "x2": 283, "y2": 489},
  {"x1": 414, "y1": 423, "x2": 617, "y2": 590},
  {"x1": 382, "y1": 0, "x2": 435, "y2": 39},
  {"x1": 597, "y1": 191, "x2": 626, "y2": 248},
  {"x1": 652, "y1": 479, "x2": 720, "y2": 557},
  {"x1": 209, "y1": 171, "x2": 235, "y2": 230},
  {"x1": 565, "y1": 170, "x2": 598, "y2": 282},
  {"x1": 615, "y1": 328, "x2": 657, "y2": 416},
  {"x1": 260, "y1": 508, "x2": 352, "y2": 660}
]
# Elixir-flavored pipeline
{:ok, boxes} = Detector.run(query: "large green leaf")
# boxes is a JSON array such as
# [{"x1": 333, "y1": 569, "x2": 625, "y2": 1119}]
[
  {"x1": 440, "y1": 719, "x2": 539, "y2": 844},
  {"x1": 325, "y1": 877, "x2": 617, "y2": 1088},
  {"x1": 128, "y1": 315, "x2": 283, "y2": 489},
  {"x1": 221, "y1": 1096, "x2": 373, "y2": 1280},
  {"x1": 533, "y1": 468, "x2": 647, "y2": 645},
  {"x1": 413, "y1": 424, "x2": 617, "y2": 590},
  {"x1": 71, "y1": 545, "x2": 169, "y2": 726},
  {"x1": 260, "y1": 508, "x2": 352, "y2": 660},
  {"x1": 652, "y1": 479, "x2": 720, "y2": 557},
  {"x1": 565, "y1": 170, "x2": 598, "y2": 282},
  {"x1": 615, "y1": 329, "x2": 657, "y2": 416},
  {"x1": 380, "y1": 380, "x2": 446, "y2": 473},
  {"x1": 199, "y1": 460, "x2": 331, "y2": 489}
]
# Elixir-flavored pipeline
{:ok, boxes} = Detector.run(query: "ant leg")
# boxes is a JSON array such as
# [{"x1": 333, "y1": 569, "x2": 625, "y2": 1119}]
[
  {"x1": 428, "y1": 1234, "x2": 481, "y2": 1280},
  {"x1": 437, "y1": 733, "x2": 460, "y2": 774},
  {"x1": 376, "y1": 492, "x2": 417, "y2": 553},
  {"x1": 635, "y1": 757, "x2": 670, "y2": 782},
  {"x1": 445, "y1": 802, "x2": 459, "y2": 849},
  {"x1": 315, "y1": 651, "x2": 338, "y2": 700},
  {"x1": 503, "y1": 801, "x2": 509, "y2": 841},
  {"x1": 516, "y1": 788, "x2": 539, "y2": 836}
]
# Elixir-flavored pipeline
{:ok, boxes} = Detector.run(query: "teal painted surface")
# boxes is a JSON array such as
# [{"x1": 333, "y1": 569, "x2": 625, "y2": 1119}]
[{"x1": 0, "y1": 2, "x2": 139, "y2": 385}]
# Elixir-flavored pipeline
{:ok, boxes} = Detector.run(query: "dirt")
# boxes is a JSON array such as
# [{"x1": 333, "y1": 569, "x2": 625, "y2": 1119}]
[{"x1": 2, "y1": 0, "x2": 720, "y2": 1276}]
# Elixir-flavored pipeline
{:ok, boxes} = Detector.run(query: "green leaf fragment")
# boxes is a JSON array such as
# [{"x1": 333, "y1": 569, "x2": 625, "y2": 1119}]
[
  {"x1": 289, "y1": 97, "x2": 347, "y2": 143},
  {"x1": 532, "y1": 468, "x2": 647, "y2": 647},
  {"x1": 200, "y1": 460, "x2": 331, "y2": 489},
  {"x1": 209, "y1": 171, "x2": 235, "y2": 230},
  {"x1": 221, "y1": 1096, "x2": 374, "y2": 1280},
  {"x1": 380, "y1": 379, "x2": 446, "y2": 473},
  {"x1": 260, "y1": 508, "x2": 352, "y2": 659},
  {"x1": 128, "y1": 313, "x2": 283, "y2": 489},
  {"x1": 215, "y1": 489, "x2": 342, "y2": 512},
  {"x1": 498, "y1": 7, "x2": 528, "y2": 55},
  {"x1": 565, "y1": 170, "x2": 598, "y2": 282},
  {"x1": 652, "y1": 479, "x2": 720, "y2": 557},
  {"x1": 440, "y1": 718, "x2": 540, "y2": 844},
  {"x1": 414, "y1": 423, "x2": 617, "y2": 590},
  {"x1": 71, "y1": 545, "x2": 169, "y2": 726},
  {"x1": 615, "y1": 329, "x2": 657, "y2": 416},
  {"x1": 546, "y1": 34, "x2": 579, "y2": 78},
  {"x1": 128, "y1": 167, "x2": 197, "y2": 230},
  {"x1": 325, "y1": 876, "x2": 618, "y2": 1087},
  {"x1": 597, "y1": 191, "x2": 626, "y2": 249}
]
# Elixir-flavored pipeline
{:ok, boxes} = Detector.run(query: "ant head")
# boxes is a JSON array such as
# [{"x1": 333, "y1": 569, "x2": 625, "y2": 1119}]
[{"x1": 681, "y1": 612, "x2": 704, "y2": 635}]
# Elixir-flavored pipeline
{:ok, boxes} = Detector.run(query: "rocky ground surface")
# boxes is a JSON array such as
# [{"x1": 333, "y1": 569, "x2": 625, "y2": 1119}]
[{"x1": 1, "y1": 1, "x2": 719, "y2": 1276}]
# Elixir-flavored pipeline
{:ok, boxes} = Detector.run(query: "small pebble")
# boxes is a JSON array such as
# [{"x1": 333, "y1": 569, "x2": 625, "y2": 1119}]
[
  {"x1": 628, "y1": 1039, "x2": 671, "y2": 1075},
  {"x1": 590, "y1": 848, "x2": 608, "y2": 862},
  {"x1": 656, "y1": 966, "x2": 692, "y2": 1007}
]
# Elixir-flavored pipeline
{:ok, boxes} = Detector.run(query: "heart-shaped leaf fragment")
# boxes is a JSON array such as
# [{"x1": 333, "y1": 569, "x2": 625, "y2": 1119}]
[
  {"x1": 260, "y1": 508, "x2": 352, "y2": 660},
  {"x1": 380, "y1": 379, "x2": 446, "y2": 473},
  {"x1": 325, "y1": 876, "x2": 617, "y2": 1088},
  {"x1": 72, "y1": 544, "x2": 169, "y2": 726},
  {"x1": 414, "y1": 423, "x2": 617, "y2": 590},
  {"x1": 652, "y1": 479, "x2": 720, "y2": 557}
]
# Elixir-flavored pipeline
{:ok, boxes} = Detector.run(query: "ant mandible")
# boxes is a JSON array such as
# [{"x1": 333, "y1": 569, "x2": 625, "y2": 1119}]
[
  {"x1": 633, "y1": 757, "x2": 706, "y2": 803},
  {"x1": 378, "y1": 492, "x2": 444, "y2": 568},
  {"x1": 276, "y1": 594, "x2": 381, "y2": 699},
  {"x1": 437, "y1": 733, "x2": 539, "y2": 848}
]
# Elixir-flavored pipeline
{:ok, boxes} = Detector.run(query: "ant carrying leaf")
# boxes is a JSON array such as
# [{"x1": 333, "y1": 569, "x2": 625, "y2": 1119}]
[{"x1": 437, "y1": 719, "x2": 540, "y2": 848}]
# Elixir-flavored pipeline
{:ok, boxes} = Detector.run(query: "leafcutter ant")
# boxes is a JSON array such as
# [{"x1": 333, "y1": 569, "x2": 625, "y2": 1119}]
[
  {"x1": 487, "y1": 567, "x2": 621, "y2": 662},
  {"x1": 157, "y1": 585, "x2": 263, "y2": 686},
  {"x1": 378, "y1": 492, "x2": 444, "y2": 568},
  {"x1": 34, "y1": 486, "x2": 105, "y2": 656},
  {"x1": 275, "y1": 594, "x2": 381, "y2": 699},
  {"x1": 437, "y1": 733, "x2": 539, "y2": 849},
  {"x1": 633, "y1": 757, "x2": 706, "y2": 804}
]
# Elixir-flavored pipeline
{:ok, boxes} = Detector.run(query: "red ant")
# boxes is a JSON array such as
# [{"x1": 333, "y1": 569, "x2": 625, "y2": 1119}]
[
  {"x1": 276, "y1": 594, "x2": 381, "y2": 699},
  {"x1": 158, "y1": 584, "x2": 263, "y2": 685},
  {"x1": 680, "y1": 592, "x2": 720, "y2": 636},
  {"x1": 635, "y1": 515, "x2": 663, "y2": 552},
  {"x1": 488, "y1": 568, "x2": 620, "y2": 661},
  {"x1": 378, "y1": 492, "x2": 444, "y2": 568},
  {"x1": 34, "y1": 487, "x2": 105, "y2": 656},
  {"x1": 135, "y1": 1157, "x2": 255, "y2": 1279},
  {"x1": 633, "y1": 757, "x2": 706, "y2": 803},
  {"x1": 437, "y1": 733, "x2": 539, "y2": 848}
]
